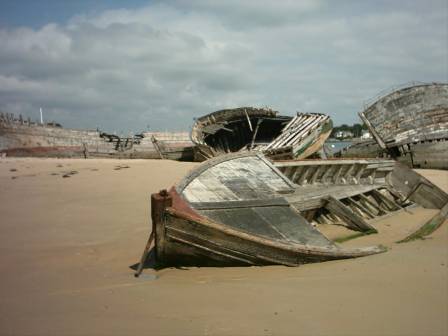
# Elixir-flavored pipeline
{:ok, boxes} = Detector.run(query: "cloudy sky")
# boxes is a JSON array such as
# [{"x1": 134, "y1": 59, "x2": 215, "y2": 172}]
[{"x1": 0, "y1": 0, "x2": 447, "y2": 133}]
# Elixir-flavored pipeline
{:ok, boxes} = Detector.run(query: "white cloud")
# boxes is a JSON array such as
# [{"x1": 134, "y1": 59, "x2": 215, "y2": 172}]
[{"x1": 0, "y1": 1, "x2": 447, "y2": 132}]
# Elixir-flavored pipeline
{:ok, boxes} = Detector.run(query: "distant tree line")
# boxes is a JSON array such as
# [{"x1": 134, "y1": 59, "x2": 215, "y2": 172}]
[{"x1": 331, "y1": 123, "x2": 368, "y2": 138}]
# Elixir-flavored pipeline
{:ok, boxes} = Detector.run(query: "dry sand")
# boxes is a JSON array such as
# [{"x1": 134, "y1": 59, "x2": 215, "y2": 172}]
[{"x1": 0, "y1": 158, "x2": 447, "y2": 336}]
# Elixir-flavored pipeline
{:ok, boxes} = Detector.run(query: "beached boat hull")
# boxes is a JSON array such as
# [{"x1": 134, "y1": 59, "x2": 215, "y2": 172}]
[
  {"x1": 136, "y1": 153, "x2": 448, "y2": 272},
  {"x1": 0, "y1": 113, "x2": 194, "y2": 160},
  {"x1": 338, "y1": 83, "x2": 448, "y2": 169},
  {"x1": 157, "y1": 202, "x2": 382, "y2": 267},
  {"x1": 191, "y1": 107, "x2": 332, "y2": 161}
]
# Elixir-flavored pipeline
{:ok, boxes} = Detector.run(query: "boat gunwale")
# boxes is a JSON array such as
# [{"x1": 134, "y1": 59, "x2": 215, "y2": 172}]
[{"x1": 175, "y1": 152, "x2": 296, "y2": 194}]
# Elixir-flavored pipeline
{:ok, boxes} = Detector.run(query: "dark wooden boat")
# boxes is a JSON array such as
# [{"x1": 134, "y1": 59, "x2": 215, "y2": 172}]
[
  {"x1": 191, "y1": 107, "x2": 332, "y2": 161},
  {"x1": 136, "y1": 153, "x2": 448, "y2": 272}
]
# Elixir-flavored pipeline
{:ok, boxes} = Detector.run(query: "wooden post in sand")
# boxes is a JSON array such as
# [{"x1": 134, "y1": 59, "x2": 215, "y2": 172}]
[{"x1": 135, "y1": 190, "x2": 172, "y2": 277}]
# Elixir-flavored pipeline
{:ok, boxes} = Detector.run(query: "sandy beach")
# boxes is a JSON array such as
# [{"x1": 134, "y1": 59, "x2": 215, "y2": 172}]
[{"x1": 0, "y1": 158, "x2": 447, "y2": 336}]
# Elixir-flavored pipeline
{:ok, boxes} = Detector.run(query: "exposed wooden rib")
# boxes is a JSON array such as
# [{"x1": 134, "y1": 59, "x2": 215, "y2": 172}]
[
  {"x1": 333, "y1": 165, "x2": 343, "y2": 184},
  {"x1": 310, "y1": 166, "x2": 322, "y2": 184},
  {"x1": 298, "y1": 166, "x2": 311, "y2": 185},
  {"x1": 287, "y1": 117, "x2": 326, "y2": 146},
  {"x1": 345, "y1": 200, "x2": 367, "y2": 219},
  {"x1": 353, "y1": 165, "x2": 366, "y2": 184},
  {"x1": 358, "y1": 193, "x2": 386, "y2": 215},
  {"x1": 320, "y1": 165, "x2": 333, "y2": 184},
  {"x1": 347, "y1": 197, "x2": 375, "y2": 219},
  {"x1": 279, "y1": 117, "x2": 321, "y2": 148},
  {"x1": 244, "y1": 108, "x2": 253, "y2": 132},
  {"x1": 267, "y1": 115, "x2": 309, "y2": 149},
  {"x1": 284, "y1": 166, "x2": 294, "y2": 178},
  {"x1": 325, "y1": 196, "x2": 377, "y2": 233},
  {"x1": 249, "y1": 119, "x2": 262, "y2": 150},
  {"x1": 290, "y1": 166, "x2": 303, "y2": 184},
  {"x1": 371, "y1": 189, "x2": 401, "y2": 211},
  {"x1": 343, "y1": 164, "x2": 355, "y2": 184}
]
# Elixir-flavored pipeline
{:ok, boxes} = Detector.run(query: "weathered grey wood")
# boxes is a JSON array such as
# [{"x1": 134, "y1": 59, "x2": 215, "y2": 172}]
[
  {"x1": 320, "y1": 165, "x2": 334, "y2": 184},
  {"x1": 371, "y1": 189, "x2": 401, "y2": 211},
  {"x1": 167, "y1": 230, "x2": 255, "y2": 265},
  {"x1": 310, "y1": 166, "x2": 322, "y2": 184},
  {"x1": 298, "y1": 166, "x2": 311, "y2": 185},
  {"x1": 343, "y1": 164, "x2": 355, "y2": 183},
  {"x1": 286, "y1": 184, "x2": 383, "y2": 211},
  {"x1": 151, "y1": 135, "x2": 164, "y2": 159},
  {"x1": 333, "y1": 165, "x2": 343, "y2": 183},
  {"x1": 358, "y1": 193, "x2": 386, "y2": 215},
  {"x1": 347, "y1": 197, "x2": 376, "y2": 219},
  {"x1": 399, "y1": 202, "x2": 448, "y2": 242},
  {"x1": 191, "y1": 107, "x2": 332, "y2": 160},
  {"x1": 290, "y1": 166, "x2": 303, "y2": 184},
  {"x1": 144, "y1": 152, "x2": 448, "y2": 268},
  {"x1": 324, "y1": 196, "x2": 377, "y2": 232},
  {"x1": 191, "y1": 197, "x2": 289, "y2": 210}
]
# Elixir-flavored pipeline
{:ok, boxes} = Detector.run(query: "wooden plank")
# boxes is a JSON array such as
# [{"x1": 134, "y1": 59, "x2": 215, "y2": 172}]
[
  {"x1": 271, "y1": 115, "x2": 317, "y2": 149},
  {"x1": 191, "y1": 197, "x2": 289, "y2": 210},
  {"x1": 358, "y1": 193, "x2": 386, "y2": 215},
  {"x1": 256, "y1": 154, "x2": 297, "y2": 189},
  {"x1": 343, "y1": 164, "x2": 355, "y2": 183},
  {"x1": 298, "y1": 166, "x2": 311, "y2": 185},
  {"x1": 286, "y1": 116, "x2": 326, "y2": 146},
  {"x1": 167, "y1": 228, "x2": 255, "y2": 265},
  {"x1": 333, "y1": 165, "x2": 343, "y2": 184},
  {"x1": 371, "y1": 189, "x2": 401, "y2": 211},
  {"x1": 310, "y1": 166, "x2": 322, "y2": 184},
  {"x1": 359, "y1": 111, "x2": 387, "y2": 149},
  {"x1": 320, "y1": 165, "x2": 333, "y2": 184},
  {"x1": 324, "y1": 196, "x2": 377, "y2": 233},
  {"x1": 267, "y1": 115, "x2": 308, "y2": 149},
  {"x1": 197, "y1": 172, "x2": 239, "y2": 201},
  {"x1": 183, "y1": 178, "x2": 223, "y2": 203},
  {"x1": 399, "y1": 202, "x2": 448, "y2": 242},
  {"x1": 290, "y1": 166, "x2": 303, "y2": 184},
  {"x1": 280, "y1": 116, "x2": 322, "y2": 147},
  {"x1": 347, "y1": 197, "x2": 376, "y2": 219},
  {"x1": 274, "y1": 159, "x2": 393, "y2": 168}
]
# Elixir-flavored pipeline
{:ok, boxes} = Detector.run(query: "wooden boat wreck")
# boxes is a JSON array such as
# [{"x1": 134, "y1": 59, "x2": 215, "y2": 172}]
[
  {"x1": 136, "y1": 153, "x2": 448, "y2": 273},
  {"x1": 190, "y1": 107, "x2": 332, "y2": 161},
  {"x1": 337, "y1": 83, "x2": 448, "y2": 169},
  {"x1": 0, "y1": 112, "x2": 194, "y2": 160},
  {"x1": 150, "y1": 132, "x2": 195, "y2": 161}
]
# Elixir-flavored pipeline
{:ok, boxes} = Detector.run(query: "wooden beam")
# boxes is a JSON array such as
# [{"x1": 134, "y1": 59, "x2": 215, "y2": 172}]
[
  {"x1": 190, "y1": 197, "x2": 289, "y2": 210},
  {"x1": 290, "y1": 166, "x2": 303, "y2": 184},
  {"x1": 333, "y1": 165, "x2": 344, "y2": 184},
  {"x1": 320, "y1": 165, "x2": 333, "y2": 184},
  {"x1": 324, "y1": 196, "x2": 377, "y2": 233},
  {"x1": 371, "y1": 189, "x2": 401, "y2": 211},
  {"x1": 310, "y1": 166, "x2": 322, "y2": 184},
  {"x1": 358, "y1": 193, "x2": 386, "y2": 215},
  {"x1": 298, "y1": 166, "x2": 311, "y2": 185},
  {"x1": 347, "y1": 197, "x2": 376, "y2": 219}
]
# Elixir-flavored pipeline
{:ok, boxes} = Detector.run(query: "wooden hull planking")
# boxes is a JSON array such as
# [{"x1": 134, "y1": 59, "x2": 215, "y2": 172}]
[
  {"x1": 354, "y1": 83, "x2": 448, "y2": 169},
  {"x1": 191, "y1": 107, "x2": 332, "y2": 161},
  {"x1": 136, "y1": 153, "x2": 448, "y2": 272}
]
